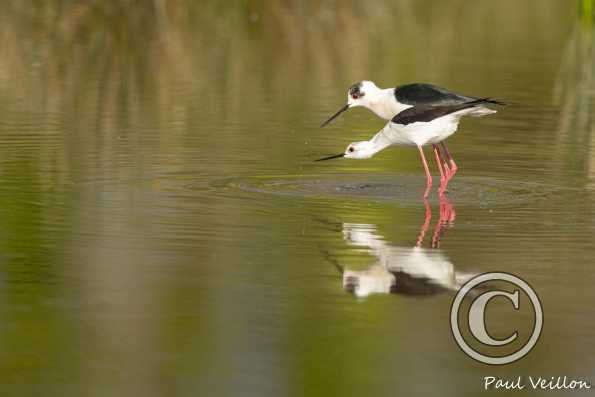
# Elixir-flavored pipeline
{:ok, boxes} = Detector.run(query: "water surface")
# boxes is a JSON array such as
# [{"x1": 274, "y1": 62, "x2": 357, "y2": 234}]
[{"x1": 0, "y1": 1, "x2": 594, "y2": 396}]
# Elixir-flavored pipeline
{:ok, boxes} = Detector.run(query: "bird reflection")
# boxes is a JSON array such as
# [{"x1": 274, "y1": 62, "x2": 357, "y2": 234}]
[{"x1": 332, "y1": 197, "x2": 474, "y2": 297}]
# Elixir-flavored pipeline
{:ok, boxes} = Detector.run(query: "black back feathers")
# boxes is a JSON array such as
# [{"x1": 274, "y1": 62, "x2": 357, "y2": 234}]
[{"x1": 391, "y1": 98, "x2": 503, "y2": 125}]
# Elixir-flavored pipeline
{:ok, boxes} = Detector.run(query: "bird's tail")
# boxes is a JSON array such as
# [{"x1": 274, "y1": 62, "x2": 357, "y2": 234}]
[
  {"x1": 471, "y1": 97, "x2": 506, "y2": 106},
  {"x1": 464, "y1": 97, "x2": 504, "y2": 117}
]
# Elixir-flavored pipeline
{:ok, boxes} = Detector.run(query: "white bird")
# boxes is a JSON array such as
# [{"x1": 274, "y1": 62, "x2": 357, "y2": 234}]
[
  {"x1": 339, "y1": 223, "x2": 475, "y2": 298},
  {"x1": 318, "y1": 81, "x2": 504, "y2": 198}
]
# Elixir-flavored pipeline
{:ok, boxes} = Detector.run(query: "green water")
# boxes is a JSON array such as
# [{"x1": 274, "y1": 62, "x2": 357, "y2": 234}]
[{"x1": 0, "y1": 1, "x2": 594, "y2": 396}]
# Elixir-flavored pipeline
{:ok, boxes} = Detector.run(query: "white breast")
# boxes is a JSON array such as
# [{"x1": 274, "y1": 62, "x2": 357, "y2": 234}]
[{"x1": 385, "y1": 107, "x2": 479, "y2": 146}]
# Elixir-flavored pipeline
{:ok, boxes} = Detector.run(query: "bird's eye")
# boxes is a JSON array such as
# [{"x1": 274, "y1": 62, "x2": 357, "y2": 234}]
[
  {"x1": 348, "y1": 147, "x2": 355, "y2": 152},
  {"x1": 351, "y1": 94, "x2": 359, "y2": 99}
]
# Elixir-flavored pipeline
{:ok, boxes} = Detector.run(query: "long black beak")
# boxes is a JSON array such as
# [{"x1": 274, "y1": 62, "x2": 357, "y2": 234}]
[
  {"x1": 315, "y1": 153, "x2": 345, "y2": 162},
  {"x1": 320, "y1": 104, "x2": 349, "y2": 127}
]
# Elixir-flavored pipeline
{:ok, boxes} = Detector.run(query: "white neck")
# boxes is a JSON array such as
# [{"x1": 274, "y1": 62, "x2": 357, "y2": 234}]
[
  {"x1": 367, "y1": 88, "x2": 410, "y2": 120},
  {"x1": 366, "y1": 124, "x2": 395, "y2": 156}
]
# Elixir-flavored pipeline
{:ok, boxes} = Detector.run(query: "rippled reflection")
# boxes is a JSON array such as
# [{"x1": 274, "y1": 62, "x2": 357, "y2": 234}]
[
  {"x1": 0, "y1": 2, "x2": 594, "y2": 395},
  {"x1": 334, "y1": 198, "x2": 474, "y2": 297}
]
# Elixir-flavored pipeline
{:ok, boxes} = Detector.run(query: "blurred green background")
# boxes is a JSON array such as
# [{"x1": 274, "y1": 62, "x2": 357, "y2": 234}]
[{"x1": 0, "y1": 1, "x2": 594, "y2": 396}]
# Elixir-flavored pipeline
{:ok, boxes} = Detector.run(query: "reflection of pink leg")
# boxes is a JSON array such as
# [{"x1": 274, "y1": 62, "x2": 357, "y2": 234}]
[
  {"x1": 439, "y1": 194, "x2": 456, "y2": 224},
  {"x1": 417, "y1": 145, "x2": 433, "y2": 199},
  {"x1": 416, "y1": 199, "x2": 432, "y2": 247},
  {"x1": 441, "y1": 142, "x2": 458, "y2": 181},
  {"x1": 431, "y1": 195, "x2": 456, "y2": 248}
]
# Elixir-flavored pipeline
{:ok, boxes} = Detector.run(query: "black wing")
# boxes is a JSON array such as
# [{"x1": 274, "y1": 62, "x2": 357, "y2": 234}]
[
  {"x1": 394, "y1": 83, "x2": 476, "y2": 106},
  {"x1": 391, "y1": 98, "x2": 495, "y2": 125},
  {"x1": 387, "y1": 271, "x2": 447, "y2": 296}
]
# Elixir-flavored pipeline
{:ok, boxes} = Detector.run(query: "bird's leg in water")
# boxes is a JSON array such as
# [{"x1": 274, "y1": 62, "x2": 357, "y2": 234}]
[{"x1": 417, "y1": 145, "x2": 433, "y2": 199}]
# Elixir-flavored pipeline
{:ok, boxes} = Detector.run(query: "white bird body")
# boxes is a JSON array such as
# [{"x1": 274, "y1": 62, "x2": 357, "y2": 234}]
[{"x1": 318, "y1": 80, "x2": 503, "y2": 197}]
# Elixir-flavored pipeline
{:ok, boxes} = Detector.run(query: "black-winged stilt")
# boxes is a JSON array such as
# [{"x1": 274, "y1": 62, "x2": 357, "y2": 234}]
[{"x1": 318, "y1": 81, "x2": 504, "y2": 198}]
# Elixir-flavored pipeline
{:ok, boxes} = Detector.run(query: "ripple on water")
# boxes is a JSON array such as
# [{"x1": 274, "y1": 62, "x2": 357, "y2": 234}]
[{"x1": 208, "y1": 174, "x2": 580, "y2": 208}]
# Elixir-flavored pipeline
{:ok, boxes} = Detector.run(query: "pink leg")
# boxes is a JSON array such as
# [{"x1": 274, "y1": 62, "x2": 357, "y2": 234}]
[
  {"x1": 417, "y1": 145, "x2": 433, "y2": 199},
  {"x1": 432, "y1": 145, "x2": 448, "y2": 195},
  {"x1": 432, "y1": 145, "x2": 446, "y2": 182},
  {"x1": 442, "y1": 157, "x2": 451, "y2": 175},
  {"x1": 435, "y1": 144, "x2": 451, "y2": 174},
  {"x1": 441, "y1": 142, "x2": 458, "y2": 181}
]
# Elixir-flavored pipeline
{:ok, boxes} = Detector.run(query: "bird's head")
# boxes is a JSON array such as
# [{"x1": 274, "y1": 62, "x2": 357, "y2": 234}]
[
  {"x1": 344, "y1": 141, "x2": 375, "y2": 159},
  {"x1": 316, "y1": 141, "x2": 374, "y2": 162},
  {"x1": 347, "y1": 80, "x2": 381, "y2": 108},
  {"x1": 320, "y1": 80, "x2": 382, "y2": 127}
]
